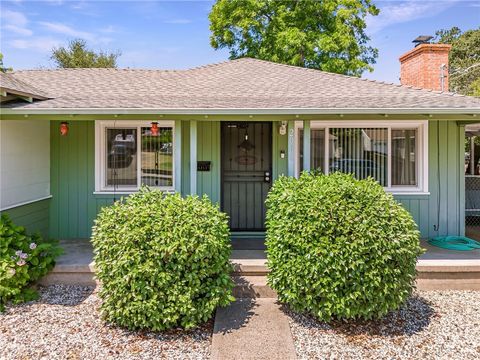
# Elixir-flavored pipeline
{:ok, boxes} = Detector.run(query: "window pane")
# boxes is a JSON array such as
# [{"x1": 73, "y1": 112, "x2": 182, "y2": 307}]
[
  {"x1": 299, "y1": 129, "x2": 325, "y2": 172},
  {"x1": 329, "y1": 128, "x2": 388, "y2": 186},
  {"x1": 106, "y1": 128, "x2": 137, "y2": 187},
  {"x1": 141, "y1": 127, "x2": 173, "y2": 187},
  {"x1": 392, "y1": 129, "x2": 417, "y2": 186}
]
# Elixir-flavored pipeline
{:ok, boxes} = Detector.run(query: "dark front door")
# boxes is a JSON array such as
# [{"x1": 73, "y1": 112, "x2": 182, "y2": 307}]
[{"x1": 221, "y1": 122, "x2": 272, "y2": 231}]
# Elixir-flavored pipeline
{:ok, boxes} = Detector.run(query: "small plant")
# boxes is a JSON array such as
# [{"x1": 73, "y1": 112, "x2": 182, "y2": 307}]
[
  {"x1": 266, "y1": 172, "x2": 423, "y2": 322},
  {"x1": 92, "y1": 187, "x2": 234, "y2": 331},
  {"x1": 0, "y1": 214, "x2": 62, "y2": 311}
]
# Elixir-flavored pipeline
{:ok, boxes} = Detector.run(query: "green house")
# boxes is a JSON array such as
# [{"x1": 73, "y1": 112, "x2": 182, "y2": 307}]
[{"x1": 1, "y1": 52, "x2": 480, "y2": 242}]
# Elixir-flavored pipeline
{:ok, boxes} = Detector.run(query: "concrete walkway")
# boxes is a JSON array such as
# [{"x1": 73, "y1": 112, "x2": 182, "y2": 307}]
[{"x1": 211, "y1": 298, "x2": 297, "y2": 360}]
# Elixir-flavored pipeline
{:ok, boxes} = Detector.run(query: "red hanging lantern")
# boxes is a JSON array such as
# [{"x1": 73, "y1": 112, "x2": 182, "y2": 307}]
[
  {"x1": 150, "y1": 122, "x2": 159, "y2": 136},
  {"x1": 60, "y1": 122, "x2": 69, "y2": 136}
]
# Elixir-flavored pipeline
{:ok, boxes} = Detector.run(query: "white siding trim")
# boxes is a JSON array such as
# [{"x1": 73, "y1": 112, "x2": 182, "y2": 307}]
[{"x1": 1, "y1": 195, "x2": 52, "y2": 212}]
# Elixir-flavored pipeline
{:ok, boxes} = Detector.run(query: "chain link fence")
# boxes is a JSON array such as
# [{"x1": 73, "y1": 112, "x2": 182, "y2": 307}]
[{"x1": 466, "y1": 176, "x2": 480, "y2": 229}]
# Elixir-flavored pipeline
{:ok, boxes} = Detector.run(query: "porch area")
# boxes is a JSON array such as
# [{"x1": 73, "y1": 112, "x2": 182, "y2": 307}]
[{"x1": 39, "y1": 238, "x2": 480, "y2": 292}]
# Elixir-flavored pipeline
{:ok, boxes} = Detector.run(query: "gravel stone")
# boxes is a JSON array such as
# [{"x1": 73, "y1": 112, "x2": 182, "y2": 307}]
[
  {"x1": 287, "y1": 290, "x2": 480, "y2": 360},
  {"x1": 0, "y1": 285, "x2": 212, "y2": 360}
]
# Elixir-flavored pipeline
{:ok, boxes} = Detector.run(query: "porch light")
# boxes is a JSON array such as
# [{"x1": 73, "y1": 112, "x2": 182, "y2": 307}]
[
  {"x1": 60, "y1": 122, "x2": 69, "y2": 136},
  {"x1": 238, "y1": 133, "x2": 255, "y2": 152},
  {"x1": 150, "y1": 122, "x2": 159, "y2": 136}
]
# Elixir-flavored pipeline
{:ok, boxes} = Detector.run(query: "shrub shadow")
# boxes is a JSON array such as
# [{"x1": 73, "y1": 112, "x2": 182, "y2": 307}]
[
  {"x1": 213, "y1": 297, "x2": 258, "y2": 335},
  {"x1": 34, "y1": 284, "x2": 96, "y2": 306},
  {"x1": 213, "y1": 277, "x2": 259, "y2": 335},
  {"x1": 107, "y1": 318, "x2": 214, "y2": 344},
  {"x1": 283, "y1": 293, "x2": 435, "y2": 338}
]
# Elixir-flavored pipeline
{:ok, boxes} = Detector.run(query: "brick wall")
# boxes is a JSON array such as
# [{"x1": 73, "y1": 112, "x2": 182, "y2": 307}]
[{"x1": 399, "y1": 44, "x2": 451, "y2": 91}]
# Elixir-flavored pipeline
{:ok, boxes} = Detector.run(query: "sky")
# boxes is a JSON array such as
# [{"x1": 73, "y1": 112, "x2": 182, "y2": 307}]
[{"x1": 0, "y1": 0, "x2": 479, "y2": 84}]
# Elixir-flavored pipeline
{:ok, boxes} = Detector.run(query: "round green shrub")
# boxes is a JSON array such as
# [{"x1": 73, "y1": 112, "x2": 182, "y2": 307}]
[
  {"x1": 92, "y1": 187, "x2": 234, "y2": 330},
  {"x1": 265, "y1": 172, "x2": 423, "y2": 321}
]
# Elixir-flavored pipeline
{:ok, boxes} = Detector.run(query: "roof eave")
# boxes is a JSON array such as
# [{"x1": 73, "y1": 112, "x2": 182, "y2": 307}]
[
  {"x1": 0, "y1": 87, "x2": 49, "y2": 101},
  {"x1": 1, "y1": 107, "x2": 480, "y2": 116}
]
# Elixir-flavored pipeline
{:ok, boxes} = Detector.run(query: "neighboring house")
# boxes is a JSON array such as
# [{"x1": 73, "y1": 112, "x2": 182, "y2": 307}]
[{"x1": 1, "y1": 41, "x2": 479, "y2": 241}]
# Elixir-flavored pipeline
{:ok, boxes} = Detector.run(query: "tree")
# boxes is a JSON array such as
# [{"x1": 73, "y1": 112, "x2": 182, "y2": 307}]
[
  {"x1": 0, "y1": 53, "x2": 12, "y2": 73},
  {"x1": 209, "y1": 0, "x2": 379, "y2": 76},
  {"x1": 435, "y1": 27, "x2": 480, "y2": 96},
  {"x1": 51, "y1": 39, "x2": 120, "y2": 68}
]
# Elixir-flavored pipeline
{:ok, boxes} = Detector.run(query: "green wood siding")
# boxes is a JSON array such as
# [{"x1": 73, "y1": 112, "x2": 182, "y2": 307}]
[
  {"x1": 50, "y1": 120, "x2": 99, "y2": 239},
  {"x1": 197, "y1": 121, "x2": 221, "y2": 203},
  {"x1": 2, "y1": 199, "x2": 50, "y2": 238},
  {"x1": 49, "y1": 119, "x2": 465, "y2": 239},
  {"x1": 273, "y1": 121, "x2": 288, "y2": 179},
  {"x1": 394, "y1": 121, "x2": 465, "y2": 238}
]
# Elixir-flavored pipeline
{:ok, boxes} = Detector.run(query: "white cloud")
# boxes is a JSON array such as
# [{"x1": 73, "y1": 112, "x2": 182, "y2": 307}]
[
  {"x1": 4, "y1": 24, "x2": 33, "y2": 36},
  {"x1": 1, "y1": 9, "x2": 28, "y2": 27},
  {"x1": 1, "y1": 9, "x2": 32, "y2": 37},
  {"x1": 38, "y1": 21, "x2": 95, "y2": 41},
  {"x1": 163, "y1": 19, "x2": 192, "y2": 24},
  {"x1": 10, "y1": 37, "x2": 62, "y2": 53},
  {"x1": 366, "y1": 1, "x2": 459, "y2": 34}
]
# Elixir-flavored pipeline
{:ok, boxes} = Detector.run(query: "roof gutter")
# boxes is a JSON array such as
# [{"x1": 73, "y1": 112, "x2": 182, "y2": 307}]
[{"x1": 1, "y1": 107, "x2": 479, "y2": 116}]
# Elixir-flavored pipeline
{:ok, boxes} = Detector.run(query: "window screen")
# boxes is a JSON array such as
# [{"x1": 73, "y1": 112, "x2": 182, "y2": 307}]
[
  {"x1": 392, "y1": 129, "x2": 417, "y2": 186},
  {"x1": 106, "y1": 128, "x2": 137, "y2": 187},
  {"x1": 141, "y1": 126, "x2": 173, "y2": 187},
  {"x1": 328, "y1": 128, "x2": 388, "y2": 186},
  {"x1": 299, "y1": 129, "x2": 325, "y2": 173}
]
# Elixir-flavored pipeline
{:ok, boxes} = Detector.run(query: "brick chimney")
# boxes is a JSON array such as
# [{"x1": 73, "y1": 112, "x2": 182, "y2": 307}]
[{"x1": 399, "y1": 39, "x2": 451, "y2": 91}]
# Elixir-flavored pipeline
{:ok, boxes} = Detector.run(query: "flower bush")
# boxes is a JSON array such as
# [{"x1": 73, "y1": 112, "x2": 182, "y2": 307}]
[
  {"x1": 0, "y1": 214, "x2": 62, "y2": 311},
  {"x1": 266, "y1": 172, "x2": 423, "y2": 322},
  {"x1": 92, "y1": 187, "x2": 234, "y2": 331}
]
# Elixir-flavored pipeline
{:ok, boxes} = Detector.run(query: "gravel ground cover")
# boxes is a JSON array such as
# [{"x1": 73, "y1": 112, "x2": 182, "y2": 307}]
[
  {"x1": 0, "y1": 285, "x2": 212, "y2": 360},
  {"x1": 287, "y1": 290, "x2": 480, "y2": 360}
]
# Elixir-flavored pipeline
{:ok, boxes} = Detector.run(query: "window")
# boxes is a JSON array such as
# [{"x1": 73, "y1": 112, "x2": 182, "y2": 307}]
[
  {"x1": 297, "y1": 121, "x2": 428, "y2": 193},
  {"x1": 96, "y1": 121, "x2": 175, "y2": 192},
  {"x1": 391, "y1": 129, "x2": 417, "y2": 186},
  {"x1": 299, "y1": 129, "x2": 325, "y2": 173}
]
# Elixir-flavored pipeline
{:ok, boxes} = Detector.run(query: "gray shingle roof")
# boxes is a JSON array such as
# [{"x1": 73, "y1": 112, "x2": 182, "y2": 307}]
[
  {"x1": 0, "y1": 72, "x2": 49, "y2": 100},
  {"x1": 2, "y1": 58, "x2": 480, "y2": 111}
]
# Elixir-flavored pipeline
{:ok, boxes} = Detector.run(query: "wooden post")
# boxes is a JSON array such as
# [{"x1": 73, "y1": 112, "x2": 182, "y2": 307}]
[
  {"x1": 287, "y1": 120, "x2": 296, "y2": 177},
  {"x1": 471, "y1": 136, "x2": 475, "y2": 175},
  {"x1": 303, "y1": 120, "x2": 311, "y2": 172},
  {"x1": 174, "y1": 120, "x2": 182, "y2": 193},
  {"x1": 190, "y1": 120, "x2": 197, "y2": 195}
]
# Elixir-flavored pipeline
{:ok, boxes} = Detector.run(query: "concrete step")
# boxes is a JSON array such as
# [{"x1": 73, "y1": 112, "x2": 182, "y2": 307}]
[
  {"x1": 416, "y1": 259, "x2": 480, "y2": 290},
  {"x1": 39, "y1": 241, "x2": 480, "y2": 291},
  {"x1": 38, "y1": 263, "x2": 96, "y2": 286},
  {"x1": 231, "y1": 250, "x2": 268, "y2": 275},
  {"x1": 233, "y1": 276, "x2": 276, "y2": 298}
]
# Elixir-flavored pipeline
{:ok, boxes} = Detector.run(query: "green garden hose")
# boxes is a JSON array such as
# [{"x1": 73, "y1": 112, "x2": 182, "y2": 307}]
[{"x1": 428, "y1": 236, "x2": 480, "y2": 251}]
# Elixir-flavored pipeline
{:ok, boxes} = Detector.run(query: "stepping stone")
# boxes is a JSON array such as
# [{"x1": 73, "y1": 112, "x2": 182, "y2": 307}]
[{"x1": 211, "y1": 298, "x2": 297, "y2": 360}]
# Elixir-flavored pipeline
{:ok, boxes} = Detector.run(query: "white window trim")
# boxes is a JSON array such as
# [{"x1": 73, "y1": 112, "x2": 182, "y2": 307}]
[
  {"x1": 295, "y1": 120, "x2": 429, "y2": 194},
  {"x1": 95, "y1": 120, "x2": 175, "y2": 193}
]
